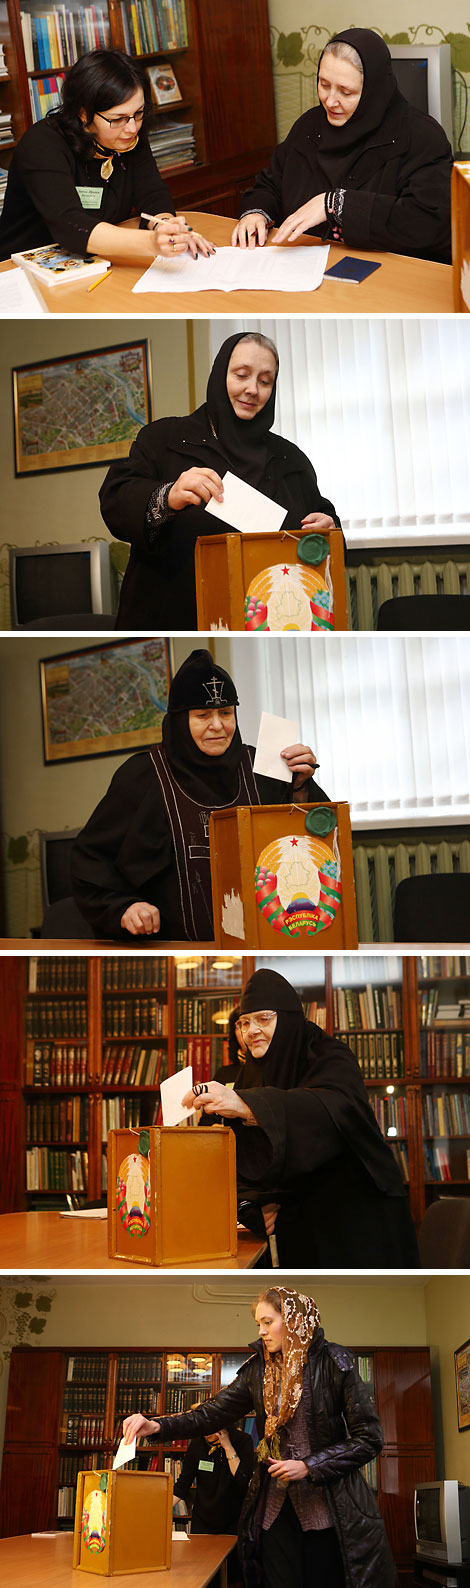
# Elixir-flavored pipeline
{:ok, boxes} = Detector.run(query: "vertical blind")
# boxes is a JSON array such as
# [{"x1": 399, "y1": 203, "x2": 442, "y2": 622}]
[
  {"x1": 209, "y1": 319, "x2": 470, "y2": 537},
  {"x1": 229, "y1": 635, "x2": 470, "y2": 822}
]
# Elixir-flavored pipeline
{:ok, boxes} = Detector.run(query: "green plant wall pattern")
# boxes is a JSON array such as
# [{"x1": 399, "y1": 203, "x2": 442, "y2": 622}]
[{"x1": 269, "y1": 22, "x2": 470, "y2": 146}]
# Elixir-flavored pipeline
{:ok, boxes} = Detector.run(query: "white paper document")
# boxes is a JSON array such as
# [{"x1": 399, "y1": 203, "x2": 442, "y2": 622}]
[
  {"x1": 253, "y1": 711, "x2": 299, "y2": 783},
  {"x1": 132, "y1": 244, "x2": 330, "y2": 295},
  {"x1": 0, "y1": 266, "x2": 48, "y2": 316},
  {"x1": 160, "y1": 1064, "x2": 195, "y2": 1127},
  {"x1": 205, "y1": 471, "x2": 287, "y2": 535},
  {"x1": 60, "y1": 1208, "x2": 107, "y2": 1219},
  {"x1": 113, "y1": 1436, "x2": 136, "y2": 1470}
]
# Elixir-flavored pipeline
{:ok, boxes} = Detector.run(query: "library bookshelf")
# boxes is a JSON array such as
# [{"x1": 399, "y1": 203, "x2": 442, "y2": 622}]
[
  {"x1": 0, "y1": 1339, "x2": 436, "y2": 1582},
  {"x1": 0, "y1": 0, "x2": 276, "y2": 216},
  {"x1": 1, "y1": 955, "x2": 469, "y2": 1228}
]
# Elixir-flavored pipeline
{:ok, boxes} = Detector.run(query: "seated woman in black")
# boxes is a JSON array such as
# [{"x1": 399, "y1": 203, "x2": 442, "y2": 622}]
[
  {"x1": 100, "y1": 330, "x2": 341, "y2": 632},
  {"x1": 184, "y1": 967, "x2": 420, "y2": 1268},
  {"x1": 173, "y1": 1422, "x2": 254, "y2": 1581},
  {"x1": 0, "y1": 49, "x2": 214, "y2": 263},
  {"x1": 71, "y1": 650, "x2": 327, "y2": 942},
  {"x1": 233, "y1": 28, "x2": 452, "y2": 263}
]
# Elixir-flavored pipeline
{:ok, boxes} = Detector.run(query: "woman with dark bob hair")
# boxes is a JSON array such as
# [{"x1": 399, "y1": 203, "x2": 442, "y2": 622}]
[
  {"x1": 0, "y1": 48, "x2": 214, "y2": 262},
  {"x1": 122, "y1": 1285, "x2": 398, "y2": 1588},
  {"x1": 233, "y1": 28, "x2": 452, "y2": 262}
]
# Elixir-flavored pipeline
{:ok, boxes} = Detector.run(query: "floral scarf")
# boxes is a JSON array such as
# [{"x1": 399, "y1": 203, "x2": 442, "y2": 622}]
[{"x1": 258, "y1": 1288, "x2": 321, "y2": 1461}]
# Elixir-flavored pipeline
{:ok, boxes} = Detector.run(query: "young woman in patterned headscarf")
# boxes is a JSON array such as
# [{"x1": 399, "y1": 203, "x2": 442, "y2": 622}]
[{"x1": 123, "y1": 1284, "x2": 397, "y2": 1588}]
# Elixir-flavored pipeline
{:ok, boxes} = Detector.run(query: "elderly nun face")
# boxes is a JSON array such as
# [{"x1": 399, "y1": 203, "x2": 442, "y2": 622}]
[
  {"x1": 188, "y1": 706, "x2": 236, "y2": 755},
  {"x1": 225, "y1": 339, "x2": 277, "y2": 420},
  {"x1": 235, "y1": 1009, "x2": 278, "y2": 1058},
  {"x1": 317, "y1": 51, "x2": 363, "y2": 124}
]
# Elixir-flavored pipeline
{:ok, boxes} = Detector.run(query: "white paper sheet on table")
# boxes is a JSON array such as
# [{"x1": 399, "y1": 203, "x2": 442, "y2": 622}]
[
  {"x1": 132, "y1": 244, "x2": 330, "y2": 295},
  {"x1": 160, "y1": 1064, "x2": 195, "y2": 1127},
  {"x1": 253, "y1": 711, "x2": 299, "y2": 783},
  {"x1": 113, "y1": 1436, "x2": 136, "y2": 1470},
  {"x1": 205, "y1": 471, "x2": 287, "y2": 535},
  {"x1": 0, "y1": 267, "x2": 48, "y2": 316},
  {"x1": 60, "y1": 1208, "x2": 107, "y2": 1218}
]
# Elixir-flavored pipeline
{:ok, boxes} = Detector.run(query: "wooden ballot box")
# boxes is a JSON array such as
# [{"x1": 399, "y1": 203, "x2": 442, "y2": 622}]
[
  {"x1": 209, "y1": 802, "x2": 358, "y2": 949},
  {"x1": 73, "y1": 1468, "x2": 172, "y2": 1576},
  {"x1": 452, "y1": 162, "x2": 470, "y2": 311},
  {"x1": 107, "y1": 1125, "x2": 237, "y2": 1265},
  {"x1": 195, "y1": 528, "x2": 348, "y2": 631}
]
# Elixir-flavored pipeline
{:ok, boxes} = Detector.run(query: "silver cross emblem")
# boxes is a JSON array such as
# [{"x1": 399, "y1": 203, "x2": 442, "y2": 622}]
[{"x1": 202, "y1": 676, "x2": 227, "y2": 705}]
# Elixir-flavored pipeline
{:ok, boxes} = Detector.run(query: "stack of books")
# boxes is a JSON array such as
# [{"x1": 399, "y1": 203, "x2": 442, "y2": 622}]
[
  {"x1": 0, "y1": 44, "x2": 8, "y2": 77},
  {"x1": 148, "y1": 120, "x2": 196, "y2": 172},
  {"x1": 0, "y1": 111, "x2": 12, "y2": 145}
]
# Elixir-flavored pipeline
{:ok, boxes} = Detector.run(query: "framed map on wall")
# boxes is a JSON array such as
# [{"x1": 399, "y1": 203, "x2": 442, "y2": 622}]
[
  {"x1": 40, "y1": 637, "x2": 173, "y2": 764},
  {"x1": 12, "y1": 341, "x2": 152, "y2": 476}
]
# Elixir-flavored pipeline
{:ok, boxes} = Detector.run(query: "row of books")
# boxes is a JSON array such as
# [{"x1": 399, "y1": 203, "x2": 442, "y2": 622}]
[
  {"x1": 0, "y1": 168, "x2": 7, "y2": 216},
  {"x1": 103, "y1": 997, "x2": 168, "y2": 1038},
  {"x1": 29, "y1": 75, "x2": 63, "y2": 122},
  {"x1": 419, "y1": 989, "x2": 470, "y2": 1025},
  {"x1": 419, "y1": 956, "x2": 470, "y2": 978},
  {"x1": 419, "y1": 1031, "x2": 470, "y2": 1077},
  {"x1": 164, "y1": 1456, "x2": 184, "y2": 1482},
  {"x1": 354, "y1": 1355, "x2": 374, "y2": 1385},
  {"x1": 25, "y1": 1096, "x2": 89, "y2": 1144},
  {"x1": 102, "y1": 957, "x2": 167, "y2": 990},
  {"x1": 26, "y1": 1043, "x2": 88, "y2": 1087},
  {"x1": 59, "y1": 1450, "x2": 105, "y2": 1486},
  {"x1": 165, "y1": 1385, "x2": 210, "y2": 1412},
  {"x1": 175, "y1": 960, "x2": 241, "y2": 989},
  {"x1": 25, "y1": 1147, "x2": 88, "y2": 1192},
  {"x1": 0, "y1": 44, "x2": 7, "y2": 77},
  {"x1": 57, "y1": 1486, "x2": 82, "y2": 1519},
  {"x1": 0, "y1": 111, "x2": 13, "y2": 145},
  {"x1": 333, "y1": 984, "x2": 402, "y2": 1031},
  {"x1": 339, "y1": 1030, "x2": 405, "y2": 1080},
  {"x1": 116, "y1": 1387, "x2": 158, "y2": 1416},
  {"x1": 175, "y1": 996, "x2": 234, "y2": 1034},
  {"x1": 120, "y1": 0, "x2": 188, "y2": 56},
  {"x1": 423, "y1": 1143, "x2": 470, "y2": 1182},
  {"x1": 102, "y1": 1042, "x2": 167, "y2": 1087},
  {"x1": 63, "y1": 1385, "x2": 106, "y2": 1415},
  {"x1": 369, "y1": 1094, "x2": 407, "y2": 1138},
  {"x1": 21, "y1": 7, "x2": 110, "y2": 73},
  {"x1": 67, "y1": 1354, "x2": 108, "y2": 1383},
  {"x1": 117, "y1": 1353, "x2": 162, "y2": 1383},
  {"x1": 303, "y1": 1000, "x2": 327, "y2": 1028},
  {"x1": 64, "y1": 1414, "x2": 105, "y2": 1447},
  {"x1": 422, "y1": 1092, "x2": 470, "y2": 1138},
  {"x1": 102, "y1": 1096, "x2": 146, "y2": 1133},
  {"x1": 148, "y1": 120, "x2": 196, "y2": 171},
  {"x1": 29, "y1": 957, "x2": 88, "y2": 993},
  {"x1": 175, "y1": 1034, "x2": 222, "y2": 1083},
  {"x1": 26, "y1": 998, "x2": 88, "y2": 1039}
]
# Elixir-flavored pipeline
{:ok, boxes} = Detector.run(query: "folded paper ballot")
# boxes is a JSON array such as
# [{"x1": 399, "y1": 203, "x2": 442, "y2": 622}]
[
  {"x1": 132, "y1": 243, "x2": 330, "y2": 295},
  {"x1": 205, "y1": 471, "x2": 287, "y2": 535},
  {"x1": 113, "y1": 1436, "x2": 136, "y2": 1470},
  {"x1": 160, "y1": 1065, "x2": 196, "y2": 1126},
  {"x1": 253, "y1": 711, "x2": 299, "y2": 783}
]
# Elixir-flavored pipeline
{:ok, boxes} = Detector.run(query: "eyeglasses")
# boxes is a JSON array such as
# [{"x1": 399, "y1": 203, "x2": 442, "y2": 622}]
[
  {"x1": 96, "y1": 106, "x2": 145, "y2": 129},
  {"x1": 236, "y1": 1011, "x2": 276, "y2": 1035}
]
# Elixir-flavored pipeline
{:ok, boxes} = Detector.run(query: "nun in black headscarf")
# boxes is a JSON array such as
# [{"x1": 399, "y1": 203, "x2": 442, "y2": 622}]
[
  {"x1": 235, "y1": 28, "x2": 452, "y2": 262},
  {"x1": 71, "y1": 651, "x2": 328, "y2": 942},
  {"x1": 185, "y1": 967, "x2": 420, "y2": 1268},
  {"x1": 99, "y1": 330, "x2": 341, "y2": 631}
]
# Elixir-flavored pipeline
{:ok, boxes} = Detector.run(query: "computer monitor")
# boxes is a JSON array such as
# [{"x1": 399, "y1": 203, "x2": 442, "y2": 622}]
[
  {"x1": 389, "y1": 43, "x2": 454, "y2": 150},
  {"x1": 9, "y1": 542, "x2": 113, "y2": 628}
]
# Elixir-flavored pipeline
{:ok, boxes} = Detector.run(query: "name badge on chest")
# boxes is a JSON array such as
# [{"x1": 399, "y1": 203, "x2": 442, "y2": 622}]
[{"x1": 76, "y1": 185, "x2": 103, "y2": 210}]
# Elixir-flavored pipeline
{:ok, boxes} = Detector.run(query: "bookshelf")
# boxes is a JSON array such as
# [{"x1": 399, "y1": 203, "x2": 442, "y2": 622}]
[
  {"x1": 0, "y1": 0, "x2": 276, "y2": 220},
  {"x1": 0, "y1": 1341, "x2": 435, "y2": 1581}
]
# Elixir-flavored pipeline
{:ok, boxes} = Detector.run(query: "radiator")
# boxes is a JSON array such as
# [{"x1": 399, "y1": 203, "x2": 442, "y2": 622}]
[
  {"x1": 353, "y1": 830, "x2": 470, "y2": 942},
  {"x1": 347, "y1": 557, "x2": 470, "y2": 630}
]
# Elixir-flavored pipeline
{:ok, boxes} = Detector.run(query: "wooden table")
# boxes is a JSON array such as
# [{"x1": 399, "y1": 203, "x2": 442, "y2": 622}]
[
  {"x1": 0, "y1": 212, "x2": 454, "y2": 312},
  {"x1": 0, "y1": 940, "x2": 216, "y2": 950},
  {"x1": 0, "y1": 1531, "x2": 236, "y2": 1588},
  {"x1": 0, "y1": 1211, "x2": 266, "y2": 1270}
]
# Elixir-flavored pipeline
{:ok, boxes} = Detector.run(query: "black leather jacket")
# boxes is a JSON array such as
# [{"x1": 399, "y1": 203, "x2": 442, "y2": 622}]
[{"x1": 154, "y1": 1330, "x2": 398, "y2": 1588}]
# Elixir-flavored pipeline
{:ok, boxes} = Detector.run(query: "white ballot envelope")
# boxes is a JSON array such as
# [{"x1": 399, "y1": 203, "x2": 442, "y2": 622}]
[
  {"x1": 205, "y1": 470, "x2": 287, "y2": 535},
  {"x1": 253, "y1": 711, "x2": 300, "y2": 783},
  {"x1": 113, "y1": 1436, "x2": 136, "y2": 1470},
  {"x1": 160, "y1": 1065, "x2": 196, "y2": 1127}
]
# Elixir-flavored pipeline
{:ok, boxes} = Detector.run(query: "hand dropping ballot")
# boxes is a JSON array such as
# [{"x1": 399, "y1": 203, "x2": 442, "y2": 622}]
[
  {"x1": 113, "y1": 1435, "x2": 136, "y2": 1470},
  {"x1": 205, "y1": 470, "x2": 287, "y2": 535},
  {"x1": 160, "y1": 1065, "x2": 196, "y2": 1126},
  {"x1": 253, "y1": 711, "x2": 299, "y2": 784}
]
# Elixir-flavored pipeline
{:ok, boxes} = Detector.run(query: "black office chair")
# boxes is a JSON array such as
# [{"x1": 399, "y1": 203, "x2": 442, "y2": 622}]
[
  {"x1": 394, "y1": 874, "x2": 470, "y2": 943},
  {"x1": 418, "y1": 1198, "x2": 470, "y2": 1268},
  {"x1": 377, "y1": 595, "x2": 470, "y2": 630},
  {"x1": 38, "y1": 830, "x2": 91, "y2": 938}
]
